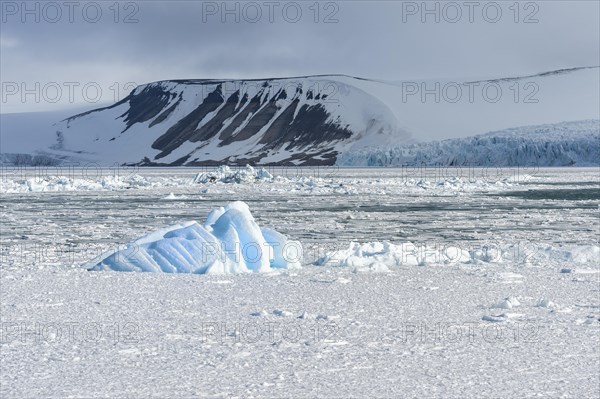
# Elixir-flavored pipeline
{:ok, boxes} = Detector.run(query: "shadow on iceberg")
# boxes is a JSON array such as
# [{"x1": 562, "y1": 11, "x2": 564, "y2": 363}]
[{"x1": 84, "y1": 201, "x2": 302, "y2": 274}]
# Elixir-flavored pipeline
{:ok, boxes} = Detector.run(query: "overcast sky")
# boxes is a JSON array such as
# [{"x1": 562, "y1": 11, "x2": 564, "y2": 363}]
[{"x1": 1, "y1": 0, "x2": 598, "y2": 113}]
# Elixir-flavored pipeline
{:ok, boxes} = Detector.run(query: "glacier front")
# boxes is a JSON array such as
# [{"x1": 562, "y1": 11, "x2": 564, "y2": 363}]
[{"x1": 85, "y1": 201, "x2": 302, "y2": 273}]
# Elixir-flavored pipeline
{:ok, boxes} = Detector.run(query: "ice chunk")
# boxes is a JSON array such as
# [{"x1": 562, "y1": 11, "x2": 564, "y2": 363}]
[
  {"x1": 193, "y1": 165, "x2": 273, "y2": 184},
  {"x1": 536, "y1": 299, "x2": 557, "y2": 309},
  {"x1": 316, "y1": 241, "x2": 599, "y2": 270},
  {"x1": 492, "y1": 299, "x2": 513, "y2": 309},
  {"x1": 162, "y1": 193, "x2": 186, "y2": 200},
  {"x1": 272, "y1": 309, "x2": 293, "y2": 317},
  {"x1": 315, "y1": 241, "x2": 470, "y2": 270},
  {"x1": 85, "y1": 201, "x2": 302, "y2": 274},
  {"x1": 482, "y1": 314, "x2": 507, "y2": 323},
  {"x1": 536, "y1": 245, "x2": 600, "y2": 265},
  {"x1": 492, "y1": 297, "x2": 520, "y2": 309}
]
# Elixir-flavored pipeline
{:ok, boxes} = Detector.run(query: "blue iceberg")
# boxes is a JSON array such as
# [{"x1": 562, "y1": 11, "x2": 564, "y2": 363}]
[{"x1": 85, "y1": 201, "x2": 302, "y2": 274}]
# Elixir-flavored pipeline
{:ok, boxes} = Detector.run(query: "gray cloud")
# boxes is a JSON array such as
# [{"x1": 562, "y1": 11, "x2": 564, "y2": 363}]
[{"x1": 1, "y1": 0, "x2": 598, "y2": 112}]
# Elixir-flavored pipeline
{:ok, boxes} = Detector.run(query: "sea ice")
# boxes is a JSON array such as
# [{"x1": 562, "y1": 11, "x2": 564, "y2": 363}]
[{"x1": 0, "y1": 174, "x2": 156, "y2": 193}]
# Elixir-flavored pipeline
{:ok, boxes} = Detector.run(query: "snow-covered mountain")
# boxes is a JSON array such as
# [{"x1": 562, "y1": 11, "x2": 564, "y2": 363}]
[
  {"x1": 47, "y1": 77, "x2": 407, "y2": 166},
  {"x1": 1, "y1": 67, "x2": 599, "y2": 166},
  {"x1": 337, "y1": 120, "x2": 600, "y2": 167}
]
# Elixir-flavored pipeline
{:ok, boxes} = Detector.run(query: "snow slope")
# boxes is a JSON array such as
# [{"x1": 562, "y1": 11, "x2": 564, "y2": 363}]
[
  {"x1": 344, "y1": 66, "x2": 600, "y2": 141},
  {"x1": 0, "y1": 107, "x2": 98, "y2": 166}
]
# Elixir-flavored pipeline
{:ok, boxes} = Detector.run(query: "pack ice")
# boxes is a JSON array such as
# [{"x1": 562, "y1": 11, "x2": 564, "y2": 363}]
[{"x1": 85, "y1": 201, "x2": 302, "y2": 273}]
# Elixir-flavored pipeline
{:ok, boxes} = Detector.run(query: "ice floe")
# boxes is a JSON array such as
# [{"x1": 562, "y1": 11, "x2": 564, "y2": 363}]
[{"x1": 193, "y1": 165, "x2": 273, "y2": 184}]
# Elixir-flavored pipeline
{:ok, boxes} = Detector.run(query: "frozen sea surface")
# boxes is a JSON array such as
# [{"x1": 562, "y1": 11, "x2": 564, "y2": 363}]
[{"x1": 1, "y1": 167, "x2": 599, "y2": 398}]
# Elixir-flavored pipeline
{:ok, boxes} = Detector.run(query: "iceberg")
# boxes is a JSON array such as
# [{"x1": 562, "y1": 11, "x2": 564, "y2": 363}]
[{"x1": 85, "y1": 201, "x2": 302, "y2": 274}]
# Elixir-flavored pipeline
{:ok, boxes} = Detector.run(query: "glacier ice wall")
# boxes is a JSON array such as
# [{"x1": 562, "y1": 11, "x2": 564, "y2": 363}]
[{"x1": 337, "y1": 120, "x2": 600, "y2": 167}]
